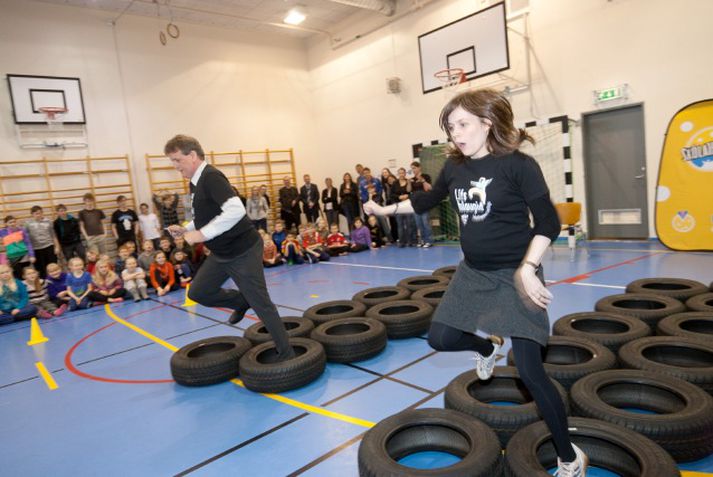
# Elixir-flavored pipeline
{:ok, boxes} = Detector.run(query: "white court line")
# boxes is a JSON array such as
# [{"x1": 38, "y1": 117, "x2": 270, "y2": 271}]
[
  {"x1": 318, "y1": 262, "x2": 434, "y2": 273},
  {"x1": 571, "y1": 282, "x2": 626, "y2": 289}
]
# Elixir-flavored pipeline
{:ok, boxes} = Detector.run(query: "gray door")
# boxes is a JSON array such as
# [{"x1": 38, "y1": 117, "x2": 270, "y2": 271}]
[{"x1": 582, "y1": 104, "x2": 648, "y2": 239}]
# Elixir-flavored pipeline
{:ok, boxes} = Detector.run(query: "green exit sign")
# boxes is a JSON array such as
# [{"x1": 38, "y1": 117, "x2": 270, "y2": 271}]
[{"x1": 594, "y1": 84, "x2": 629, "y2": 104}]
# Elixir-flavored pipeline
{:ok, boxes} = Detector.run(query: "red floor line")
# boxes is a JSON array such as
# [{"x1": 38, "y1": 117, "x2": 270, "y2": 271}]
[
  {"x1": 64, "y1": 303, "x2": 175, "y2": 385},
  {"x1": 547, "y1": 253, "x2": 659, "y2": 286}
]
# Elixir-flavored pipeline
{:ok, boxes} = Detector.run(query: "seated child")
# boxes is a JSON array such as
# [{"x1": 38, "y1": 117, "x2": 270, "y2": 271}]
[
  {"x1": 88, "y1": 259, "x2": 125, "y2": 303},
  {"x1": 315, "y1": 217, "x2": 330, "y2": 242},
  {"x1": 367, "y1": 215, "x2": 387, "y2": 248},
  {"x1": 23, "y1": 266, "x2": 64, "y2": 318},
  {"x1": 138, "y1": 239, "x2": 157, "y2": 273},
  {"x1": 158, "y1": 236, "x2": 174, "y2": 258},
  {"x1": 301, "y1": 223, "x2": 330, "y2": 263},
  {"x1": 115, "y1": 245, "x2": 131, "y2": 276},
  {"x1": 326, "y1": 223, "x2": 350, "y2": 256},
  {"x1": 124, "y1": 240, "x2": 138, "y2": 258},
  {"x1": 261, "y1": 230, "x2": 283, "y2": 267},
  {"x1": 0, "y1": 263, "x2": 38, "y2": 325},
  {"x1": 281, "y1": 233, "x2": 304, "y2": 265},
  {"x1": 172, "y1": 250, "x2": 193, "y2": 288},
  {"x1": 150, "y1": 251, "x2": 177, "y2": 297},
  {"x1": 349, "y1": 218, "x2": 371, "y2": 252},
  {"x1": 46, "y1": 263, "x2": 71, "y2": 306},
  {"x1": 272, "y1": 220, "x2": 287, "y2": 253},
  {"x1": 85, "y1": 247, "x2": 100, "y2": 274},
  {"x1": 121, "y1": 256, "x2": 149, "y2": 301},
  {"x1": 65, "y1": 257, "x2": 93, "y2": 311},
  {"x1": 173, "y1": 235, "x2": 193, "y2": 260}
]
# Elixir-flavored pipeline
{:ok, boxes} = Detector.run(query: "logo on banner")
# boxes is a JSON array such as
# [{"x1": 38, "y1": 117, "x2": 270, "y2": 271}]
[
  {"x1": 671, "y1": 210, "x2": 695, "y2": 233},
  {"x1": 679, "y1": 124, "x2": 713, "y2": 171}
]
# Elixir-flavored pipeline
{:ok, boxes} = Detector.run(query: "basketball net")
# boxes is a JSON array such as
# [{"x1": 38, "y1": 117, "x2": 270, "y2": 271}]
[
  {"x1": 434, "y1": 68, "x2": 467, "y2": 96},
  {"x1": 38, "y1": 107, "x2": 68, "y2": 131}
]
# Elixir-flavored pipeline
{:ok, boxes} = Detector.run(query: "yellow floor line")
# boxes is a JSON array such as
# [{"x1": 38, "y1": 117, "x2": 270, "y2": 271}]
[
  {"x1": 35, "y1": 361, "x2": 58, "y2": 390},
  {"x1": 681, "y1": 472, "x2": 713, "y2": 477},
  {"x1": 104, "y1": 305, "x2": 376, "y2": 428}
]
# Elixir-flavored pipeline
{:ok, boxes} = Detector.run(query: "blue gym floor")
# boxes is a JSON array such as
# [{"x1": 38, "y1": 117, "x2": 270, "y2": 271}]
[{"x1": 1, "y1": 241, "x2": 712, "y2": 476}]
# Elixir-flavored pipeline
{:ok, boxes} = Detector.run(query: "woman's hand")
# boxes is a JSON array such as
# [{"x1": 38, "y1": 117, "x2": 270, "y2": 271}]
[{"x1": 517, "y1": 265, "x2": 552, "y2": 309}]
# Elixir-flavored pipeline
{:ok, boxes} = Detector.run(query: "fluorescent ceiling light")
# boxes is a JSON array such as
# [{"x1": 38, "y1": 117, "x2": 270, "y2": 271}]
[{"x1": 284, "y1": 8, "x2": 306, "y2": 25}]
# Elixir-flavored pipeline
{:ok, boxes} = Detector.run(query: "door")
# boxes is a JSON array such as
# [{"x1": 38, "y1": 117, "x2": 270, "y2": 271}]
[{"x1": 582, "y1": 104, "x2": 649, "y2": 239}]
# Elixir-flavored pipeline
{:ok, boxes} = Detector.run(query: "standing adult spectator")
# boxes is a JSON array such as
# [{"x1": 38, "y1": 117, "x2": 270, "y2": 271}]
[
  {"x1": 339, "y1": 173, "x2": 360, "y2": 232},
  {"x1": 259, "y1": 184, "x2": 271, "y2": 208},
  {"x1": 164, "y1": 134, "x2": 294, "y2": 360},
  {"x1": 391, "y1": 168, "x2": 417, "y2": 247},
  {"x1": 111, "y1": 195, "x2": 140, "y2": 249},
  {"x1": 321, "y1": 178, "x2": 339, "y2": 227},
  {"x1": 359, "y1": 168, "x2": 389, "y2": 239},
  {"x1": 53, "y1": 204, "x2": 85, "y2": 262},
  {"x1": 246, "y1": 186, "x2": 269, "y2": 231},
  {"x1": 381, "y1": 168, "x2": 398, "y2": 242},
  {"x1": 300, "y1": 174, "x2": 320, "y2": 224},
  {"x1": 410, "y1": 161, "x2": 434, "y2": 247},
  {"x1": 25, "y1": 206, "x2": 60, "y2": 278},
  {"x1": 278, "y1": 176, "x2": 300, "y2": 232}
]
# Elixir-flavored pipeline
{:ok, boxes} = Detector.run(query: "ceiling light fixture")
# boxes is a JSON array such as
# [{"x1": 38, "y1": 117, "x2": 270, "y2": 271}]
[{"x1": 283, "y1": 7, "x2": 306, "y2": 25}]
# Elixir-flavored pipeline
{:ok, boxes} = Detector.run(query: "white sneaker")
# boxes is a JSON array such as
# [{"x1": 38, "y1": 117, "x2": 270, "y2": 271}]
[
  {"x1": 473, "y1": 335, "x2": 504, "y2": 380},
  {"x1": 555, "y1": 444, "x2": 588, "y2": 477}
]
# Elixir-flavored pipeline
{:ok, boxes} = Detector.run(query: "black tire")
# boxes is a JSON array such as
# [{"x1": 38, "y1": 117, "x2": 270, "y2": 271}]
[
  {"x1": 366, "y1": 300, "x2": 433, "y2": 339},
  {"x1": 303, "y1": 300, "x2": 367, "y2": 325},
  {"x1": 570, "y1": 369, "x2": 713, "y2": 462},
  {"x1": 686, "y1": 292, "x2": 713, "y2": 312},
  {"x1": 411, "y1": 285, "x2": 448, "y2": 308},
  {"x1": 238, "y1": 337, "x2": 326, "y2": 393},
  {"x1": 432, "y1": 265, "x2": 457, "y2": 279},
  {"x1": 595, "y1": 293, "x2": 686, "y2": 329},
  {"x1": 626, "y1": 277, "x2": 709, "y2": 301},
  {"x1": 504, "y1": 417, "x2": 680, "y2": 476},
  {"x1": 170, "y1": 336, "x2": 252, "y2": 386},
  {"x1": 618, "y1": 335, "x2": 713, "y2": 395},
  {"x1": 352, "y1": 286, "x2": 411, "y2": 307},
  {"x1": 310, "y1": 317, "x2": 387, "y2": 363},
  {"x1": 396, "y1": 274, "x2": 450, "y2": 292},
  {"x1": 358, "y1": 408, "x2": 502, "y2": 477},
  {"x1": 507, "y1": 336, "x2": 616, "y2": 390},
  {"x1": 552, "y1": 311, "x2": 651, "y2": 353},
  {"x1": 243, "y1": 316, "x2": 314, "y2": 345},
  {"x1": 657, "y1": 311, "x2": 713, "y2": 342},
  {"x1": 444, "y1": 366, "x2": 569, "y2": 448}
]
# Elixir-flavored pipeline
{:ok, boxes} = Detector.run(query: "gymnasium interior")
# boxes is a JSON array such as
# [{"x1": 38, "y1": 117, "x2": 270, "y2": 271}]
[{"x1": 1, "y1": 1, "x2": 711, "y2": 476}]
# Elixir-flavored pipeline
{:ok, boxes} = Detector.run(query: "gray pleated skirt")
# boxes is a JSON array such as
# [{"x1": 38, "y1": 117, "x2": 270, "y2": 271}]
[{"x1": 432, "y1": 261, "x2": 551, "y2": 346}]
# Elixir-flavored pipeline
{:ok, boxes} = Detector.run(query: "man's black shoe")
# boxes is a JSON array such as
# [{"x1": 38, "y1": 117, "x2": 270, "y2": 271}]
[{"x1": 228, "y1": 302, "x2": 250, "y2": 324}]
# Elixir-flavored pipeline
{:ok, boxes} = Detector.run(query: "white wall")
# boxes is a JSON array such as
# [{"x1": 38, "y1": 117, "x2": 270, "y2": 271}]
[
  {"x1": 306, "y1": 0, "x2": 713, "y2": 236},
  {"x1": 2, "y1": 0, "x2": 712, "y2": 237},
  {"x1": 0, "y1": 0, "x2": 315, "y2": 202}
]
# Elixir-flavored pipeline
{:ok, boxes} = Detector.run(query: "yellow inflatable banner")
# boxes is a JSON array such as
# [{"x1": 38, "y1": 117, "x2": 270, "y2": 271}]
[{"x1": 656, "y1": 99, "x2": 713, "y2": 250}]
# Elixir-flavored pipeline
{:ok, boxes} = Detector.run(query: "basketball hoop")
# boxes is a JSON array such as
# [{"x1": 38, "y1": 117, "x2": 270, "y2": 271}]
[
  {"x1": 434, "y1": 68, "x2": 467, "y2": 94},
  {"x1": 38, "y1": 107, "x2": 68, "y2": 124}
]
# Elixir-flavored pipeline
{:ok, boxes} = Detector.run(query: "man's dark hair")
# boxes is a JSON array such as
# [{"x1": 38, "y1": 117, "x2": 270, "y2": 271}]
[
  {"x1": 116, "y1": 195, "x2": 126, "y2": 202},
  {"x1": 30, "y1": 205, "x2": 42, "y2": 214},
  {"x1": 164, "y1": 134, "x2": 205, "y2": 160},
  {"x1": 362, "y1": 167, "x2": 371, "y2": 173},
  {"x1": 410, "y1": 161, "x2": 421, "y2": 168},
  {"x1": 83, "y1": 193, "x2": 95, "y2": 201}
]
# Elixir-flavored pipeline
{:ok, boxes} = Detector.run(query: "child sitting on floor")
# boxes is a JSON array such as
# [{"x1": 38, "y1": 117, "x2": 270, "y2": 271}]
[
  {"x1": 65, "y1": 257, "x2": 93, "y2": 311},
  {"x1": 138, "y1": 239, "x2": 157, "y2": 273},
  {"x1": 23, "y1": 267, "x2": 64, "y2": 318},
  {"x1": 85, "y1": 247, "x2": 100, "y2": 274},
  {"x1": 301, "y1": 222, "x2": 330, "y2": 263},
  {"x1": 115, "y1": 245, "x2": 131, "y2": 276},
  {"x1": 0, "y1": 263, "x2": 38, "y2": 325},
  {"x1": 326, "y1": 223, "x2": 350, "y2": 256},
  {"x1": 172, "y1": 250, "x2": 193, "y2": 288},
  {"x1": 150, "y1": 251, "x2": 176, "y2": 297},
  {"x1": 46, "y1": 263, "x2": 70, "y2": 307},
  {"x1": 121, "y1": 256, "x2": 149, "y2": 302},
  {"x1": 272, "y1": 220, "x2": 287, "y2": 253},
  {"x1": 367, "y1": 214, "x2": 387, "y2": 248},
  {"x1": 261, "y1": 230, "x2": 283, "y2": 267},
  {"x1": 89, "y1": 259, "x2": 125, "y2": 304},
  {"x1": 281, "y1": 232, "x2": 304, "y2": 265},
  {"x1": 349, "y1": 218, "x2": 371, "y2": 252}
]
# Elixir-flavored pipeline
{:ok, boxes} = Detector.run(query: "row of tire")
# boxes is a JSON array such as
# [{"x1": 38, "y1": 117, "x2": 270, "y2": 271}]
[
  {"x1": 169, "y1": 268, "x2": 456, "y2": 392},
  {"x1": 357, "y1": 275, "x2": 713, "y2": 476}
]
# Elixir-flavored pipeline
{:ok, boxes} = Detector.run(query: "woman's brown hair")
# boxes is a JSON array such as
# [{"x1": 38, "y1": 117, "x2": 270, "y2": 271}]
[{"x1": 439, "y1": 89, "x2": 534, "y2": 163}]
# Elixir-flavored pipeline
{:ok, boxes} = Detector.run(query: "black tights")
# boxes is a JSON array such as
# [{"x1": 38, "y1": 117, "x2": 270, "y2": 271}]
[{"x1": 428, "y1": 322, "x2": 576, "y2": 462}]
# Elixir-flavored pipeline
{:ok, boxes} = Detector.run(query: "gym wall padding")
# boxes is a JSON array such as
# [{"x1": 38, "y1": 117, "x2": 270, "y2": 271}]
[{"x1": 655, "y1": 99, "x2": 713, "y2": 251}]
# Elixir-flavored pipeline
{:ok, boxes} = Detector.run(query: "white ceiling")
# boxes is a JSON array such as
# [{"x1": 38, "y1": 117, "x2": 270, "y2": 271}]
[{"x1": 35, "y1": 0, "x2": 377, "y2": 39}]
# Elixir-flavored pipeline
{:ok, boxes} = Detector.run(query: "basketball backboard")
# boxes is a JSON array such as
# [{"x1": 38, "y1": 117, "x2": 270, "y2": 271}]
[{"x1": 418, "y1": 2, "x2": 509, "y2": 95}]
